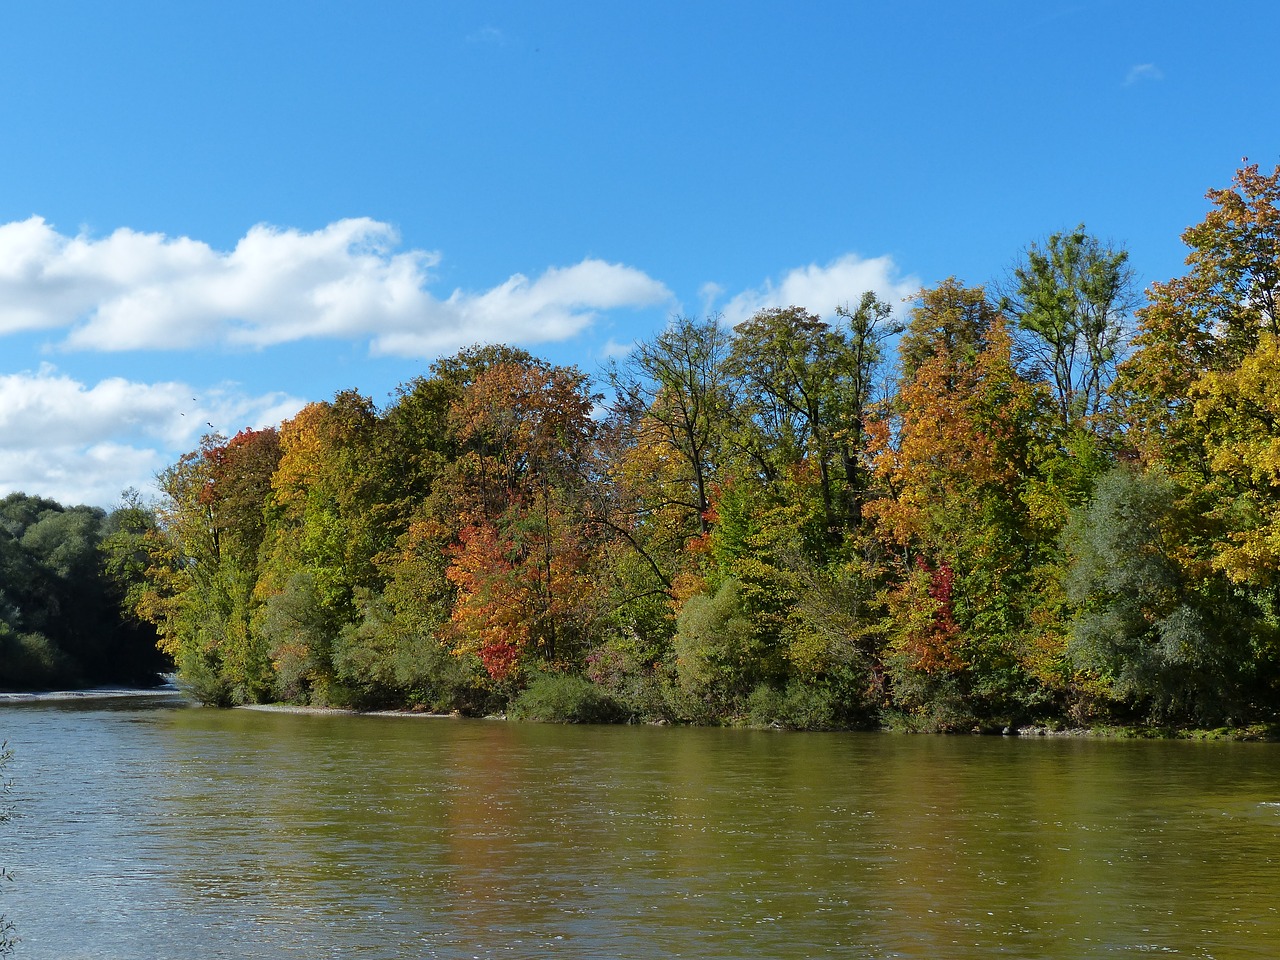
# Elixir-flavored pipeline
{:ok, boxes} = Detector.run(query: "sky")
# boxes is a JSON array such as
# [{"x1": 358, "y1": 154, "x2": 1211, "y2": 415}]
[{"x1": 0, "y1": 0, "x2": 1277, "y2": 507}]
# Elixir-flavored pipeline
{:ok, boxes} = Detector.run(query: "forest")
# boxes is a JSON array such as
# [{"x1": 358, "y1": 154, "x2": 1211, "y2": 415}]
[
  {"x1": 0, "y1": 492, "x2": 167, "y2": 689},
  {"x1": 15, "y1": 163, "x2": 1280, "y2": 732}
]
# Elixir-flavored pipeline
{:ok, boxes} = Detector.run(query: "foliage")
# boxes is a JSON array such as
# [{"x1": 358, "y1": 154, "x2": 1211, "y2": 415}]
[
  {"x1": 1063, "y1": 467, "x2": 1265, "y2": 724},
  {"x1": 0, "y1": 492, "x2": 166, "y2": 690},
  {"x1": 100, "y1": 161, "x2": 1280, "y2": 733},
  {"x1": 1000, "y1": 225, "x2": 1135, "y2": 433},
  {"x1": 509, "y1": 672, "x2": 624, "y2": 724},
  {"x1": 868, "y1": 281, "x2": 1054, "y2": 725}
]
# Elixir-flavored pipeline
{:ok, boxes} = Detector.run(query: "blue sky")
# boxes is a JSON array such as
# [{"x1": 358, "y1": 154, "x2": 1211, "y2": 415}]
[{"x1": 0, "y1": 1, "x2": 1277, "y2": 506}]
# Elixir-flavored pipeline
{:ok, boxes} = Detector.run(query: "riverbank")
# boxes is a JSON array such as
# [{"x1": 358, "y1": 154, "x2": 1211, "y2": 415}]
[
  {"x1": 236, "y1": 704, "x2": 1280, "y2": 740},
  {"x1": 238, "y1": 702, "x2": 459, "y2": 719}
]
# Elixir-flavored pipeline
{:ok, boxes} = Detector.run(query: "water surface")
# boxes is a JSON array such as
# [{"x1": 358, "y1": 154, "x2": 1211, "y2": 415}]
[{"x1": 2, "y1": 698, "x2": 1278, "y2": 958}]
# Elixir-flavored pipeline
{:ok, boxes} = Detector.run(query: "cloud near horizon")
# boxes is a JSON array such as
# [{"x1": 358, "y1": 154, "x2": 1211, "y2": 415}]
[
  {"x1": 716, "y1": 253, "x2": 920, "y2": 329},
  {"x1": 0, "y1": 365, "x2": 304, "y2": 506},
  {"x1": 0, "y1": 217, "x2": 674, "y2": 357}
]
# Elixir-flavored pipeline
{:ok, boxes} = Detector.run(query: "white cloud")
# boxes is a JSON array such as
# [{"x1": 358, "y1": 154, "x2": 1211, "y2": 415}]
[
  {"x1": 716, "y1": 253, "x2": 920, "y2": 329},
  {"x1": 0, "y1": 366, "x2": 304, "y2": 506},
  {"x1": 0, "y1": 444, "x2": 167, "y2": 512},
  {"x1": 373, "y1": 259, "x2": 672, "y2": 357},
  {"x1": 698, "y1": 281, "x2": 724, "y2": 316},
  {"x1": 0, "y1": 217, "x2": 673, "y2": 357},
  {"x1": 1124, "y1": 63, "x2": 1164, "y2": 86}
]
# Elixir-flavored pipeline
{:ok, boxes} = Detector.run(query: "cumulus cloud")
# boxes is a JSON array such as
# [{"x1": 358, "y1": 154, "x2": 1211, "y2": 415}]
[
  {"x1": 0, "y1": 217, "x2": 673, "y2": 356},
  {"x1": 372, "y1": 259, "x2": 673, "y2": 357},
  {"x1": 1124, "y1": 63, "x2": 1164, "y2": 86},
  {"x1": 0, "y1": 365, "x2": 304, "y2": 506},
  {"x1": 716, "y1": 253, "x2": 920, "y2": 329}
]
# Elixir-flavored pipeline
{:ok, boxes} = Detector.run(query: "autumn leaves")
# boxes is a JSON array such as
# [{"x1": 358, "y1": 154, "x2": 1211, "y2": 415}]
[{"x1": 127, "y1": 164, "x2": 1280, "y2": 730}]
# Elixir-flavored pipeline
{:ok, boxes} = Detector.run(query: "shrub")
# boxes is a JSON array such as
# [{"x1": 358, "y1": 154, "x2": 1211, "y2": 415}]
[
  {"x1": 509, "y1": 673, "x2": 623, "y2": 724},
  {"x1": 747, "y1": 680, "x2": 842, "y2": 731}
]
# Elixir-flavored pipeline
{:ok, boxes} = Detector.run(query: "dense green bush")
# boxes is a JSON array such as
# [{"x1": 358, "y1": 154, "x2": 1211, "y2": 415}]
[
  {"x1": 747, "y1": 680, "x2": 849, "y2": 731},
  {"x1": 509, "y1": 673, "x2": 624, "y2": 724}
]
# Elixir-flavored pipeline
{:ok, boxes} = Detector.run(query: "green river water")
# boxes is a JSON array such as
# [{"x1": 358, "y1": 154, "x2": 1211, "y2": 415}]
[{"x1": 1, "y1": 696, "x2": 1278, "y2": 958}]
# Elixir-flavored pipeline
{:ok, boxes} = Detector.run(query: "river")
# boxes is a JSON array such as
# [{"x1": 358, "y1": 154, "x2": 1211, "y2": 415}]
[{"x1": 1, "y1": 696, "x2": 1278, "y2": 958}]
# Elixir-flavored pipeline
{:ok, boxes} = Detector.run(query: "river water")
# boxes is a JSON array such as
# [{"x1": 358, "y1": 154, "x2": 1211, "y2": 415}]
[{"x1": 1, "y1": 697, "x2": 1279, "y2": 959}]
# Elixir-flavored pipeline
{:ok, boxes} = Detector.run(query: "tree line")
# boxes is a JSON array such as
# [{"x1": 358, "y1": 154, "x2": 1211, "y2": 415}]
[
  {"x1": 107, "y1": 163, "x2": 1280, "y2": 730},
  {"x1": 0, "y1": 493, "x2": 167, "y2": 689}
]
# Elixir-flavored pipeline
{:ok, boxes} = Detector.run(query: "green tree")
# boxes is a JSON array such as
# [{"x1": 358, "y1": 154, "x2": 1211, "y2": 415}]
[
  {"x1": 0, "y1": 492, "x2": 164, "y2": 690},
  {"x1": 1001, "y1": 226, "x2": 1135, "y2": 434},
  {"x1": 255, "y1": 395, "x2": 384, "y2": 704},
  {"x1": 609, "y1": 315, "x2": 733, "y2": 538},
  {"x1": 726, "y1": 294, "x2": 897, "y2": 537},
  {"x1": 1063, "y1": 467, "x2": 1266, "y2": 723}
]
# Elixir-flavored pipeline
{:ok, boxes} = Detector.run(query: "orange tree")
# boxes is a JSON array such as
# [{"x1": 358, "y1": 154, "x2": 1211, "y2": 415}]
[
  {"x1": 868, "y1": 280, "x2": 1053, "y2": 729},
  {"x1": 441, "y1": 360, "x2": 603, "y2": 682}
]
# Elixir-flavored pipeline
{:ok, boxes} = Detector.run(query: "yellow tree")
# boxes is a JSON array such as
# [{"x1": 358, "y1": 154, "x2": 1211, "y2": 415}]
[
  {"x1": 254, "y1": 392, "x2": 384, "y2": 702},
  {"x1": 1120, "y1": 163, "x2": 1280, "y2": 462},
  {"x1": 1120, "y1": 165, "x2": 1280, "y2": 590},
  {"x1": 1083, "y1": 163, "x2": 1280, "y2": 718},
  {"x1": 1192, "y1": 333, "x2": 1280, "y2": 589},
  {"x1": 868, "y1": 280, "x2": 1051, "y2": 727},
  {"x1": 138, "y1": 429, "x2": 282, "y2": 704}
]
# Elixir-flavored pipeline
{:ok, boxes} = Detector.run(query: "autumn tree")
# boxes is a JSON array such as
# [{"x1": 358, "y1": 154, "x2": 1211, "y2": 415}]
[
  {"x1": 1101, "y1": 163, "x2": 1280, "y2": 708},
  {"x1": 609, "y1": 315, "x2": 733, "y2": 539},
  {"x1": 726, "y1": 294, "x2": 897, "y2": 538},
  {"x1": 137, "y1": 429, "x2": 282, "y2": 703},
  {"x1": 868, "y1": 280, "x2": 1052, "y2": 728},
  {"x1": 255, "y1": 394, "x2": 382, "y2": 703},
  {"x1": 1122, "y1": 166, "x2": 1280, "y2": 592},
  {"x1": 1120, "y1": 163, "x2": 1280, "y2": 459},
  {"x1": 380, "y1": 344, "x2": 540, "y2": 528},
  {"x1": 442, "y1": 360, "x2": 604, "y2": 680}
]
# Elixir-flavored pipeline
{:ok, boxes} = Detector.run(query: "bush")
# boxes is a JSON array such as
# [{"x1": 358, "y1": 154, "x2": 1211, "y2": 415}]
[
  {"x1": 509, "y1": 673, "x2": 623, "y2": 724},
  {"x1": 174, "y1": 649, "x2": 234, "y2": 707},
  {"x1": 0, "y1": 631, "x2": 68, "y2": 689},
  {"x1": 747, "y1": 680, "x2": 842, "y2": 731}
]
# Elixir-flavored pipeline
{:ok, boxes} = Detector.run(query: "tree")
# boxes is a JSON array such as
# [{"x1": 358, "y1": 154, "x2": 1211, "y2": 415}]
[
  {"x1": 1190, "y1": 333, "x2": 1280, "y2": 591},
  {"x1": 255, "y1": 394, "x2": 383, "y2": 703},
  {"x1": 1119, "y1": 163, "x2": 1280, "y2": 458},
  {"x1": 1063, "y1": 467, "x2": 1265, "y2": 723},
  {"x1": 609, "y1": 315, "x2": 733, "y2": 538},
  {"x1": 1000, "y1": 225, "x2": 1135, "y2": 434},
  {"x1": 868, "y1": 280, "x2": 1052, "y2": 726},
  {"x1": 441, "y1": 360, "x2": 603, "y2": 679},
  {"x1": 0, "y1": 492, "x2": 164, "y2": 690},
  {"x1": 726, "y1": 294, "x2": 897, "y2": 537},
  {"x1": 138, "y1": 430, "x2": 282, "y2": 704},
  {"x1": 380, "y1": 344, "x2": 540, "y2": 528},
  {"x1": 1114, "y1": 162, "x2": 1280, "y2": 663}
]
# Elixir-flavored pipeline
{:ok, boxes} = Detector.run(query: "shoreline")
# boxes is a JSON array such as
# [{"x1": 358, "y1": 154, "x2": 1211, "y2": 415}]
[
  {"x1": 0, "y1": 686, "x2": 183, "y2": 704},
  {"x1": 3, "y1": 691, "x2": 1273, "y2": 740},
  {"x1": 238, "y1": 703, "x2": 463, "y2": 719}
]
